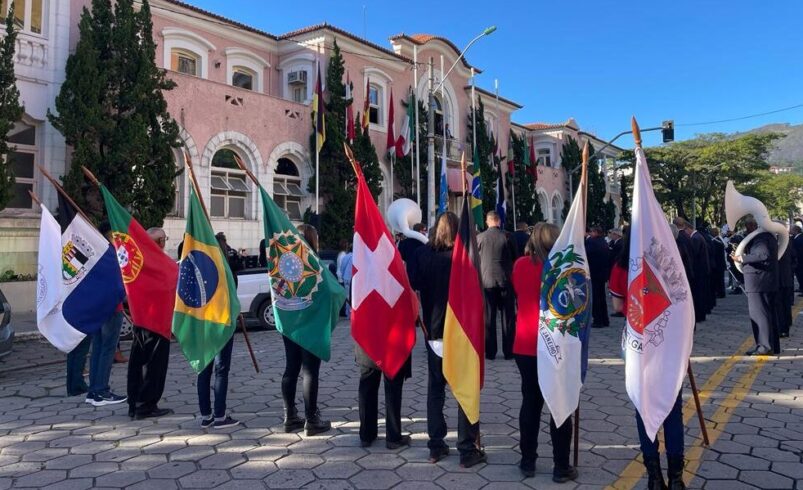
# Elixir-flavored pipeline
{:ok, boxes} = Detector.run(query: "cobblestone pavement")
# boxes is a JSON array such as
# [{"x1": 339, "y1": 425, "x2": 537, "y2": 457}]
[{"x1": 0, "y1": 293, "x2": 801, "y2": 489}]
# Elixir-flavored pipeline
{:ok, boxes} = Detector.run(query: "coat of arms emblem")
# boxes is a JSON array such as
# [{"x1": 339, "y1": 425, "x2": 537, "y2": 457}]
[
  {"x1": 113, "y1": 232, "x2": 144, "y2": 283},
  {"x1": 267, "y1": 231, "x2": 322, "y2": 311}
]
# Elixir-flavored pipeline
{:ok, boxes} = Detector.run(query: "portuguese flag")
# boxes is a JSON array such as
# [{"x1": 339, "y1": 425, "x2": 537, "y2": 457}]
[
  {"x1": 259, "y1": 185, "x2": 346, "y2": 361},
  {"x1": 173, "y1": 187, "x2": 240, "y2": 372},
  {"x1": 100, "y1": 185, "x2": 178, "y2": 339},
  {"x1": 442, "y1": 194, "x2": 485, "y2": 424}
]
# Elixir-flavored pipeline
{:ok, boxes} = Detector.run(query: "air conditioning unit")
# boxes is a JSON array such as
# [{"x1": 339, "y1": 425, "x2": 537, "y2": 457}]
[{"x1": 288, "y1": 70, "x2": 307, "y2": 85}]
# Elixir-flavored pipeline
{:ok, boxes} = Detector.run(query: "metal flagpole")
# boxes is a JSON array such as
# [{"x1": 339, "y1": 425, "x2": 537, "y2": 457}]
[
  {"x1": 495, "y1": 79, "x2": 511, "y2": 227},
  {"x1": 426, "y1": 57, "x2": 435, "y2": 229},
  {"x1": 414, "y1": 45, "x2": 421, "y2": 206},
  {"x1": 315, "y1": 44, "x2": 321, "y2": 215},
  {"x1": 441, "y1": 55, "x2": 447, "y2": 213},
  {"x1": 471, "y1": 68, "x2": 476, "y2": 165}
]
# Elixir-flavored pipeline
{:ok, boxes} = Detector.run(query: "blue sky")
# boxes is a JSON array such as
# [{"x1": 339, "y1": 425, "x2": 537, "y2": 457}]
[{"x1": 183, "y1": 0, "x2": 803, "y2": 147}]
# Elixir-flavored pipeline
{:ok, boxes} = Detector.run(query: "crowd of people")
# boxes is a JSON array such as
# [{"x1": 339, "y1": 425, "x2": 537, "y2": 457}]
[{"x1": 64, "y1": 210, "x2": 799, "y2": 489}]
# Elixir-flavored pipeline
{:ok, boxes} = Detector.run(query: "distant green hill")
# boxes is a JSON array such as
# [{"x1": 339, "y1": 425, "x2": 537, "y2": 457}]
[{"x1": 742, "y1": 123, "x2": 803, "y2": 172}]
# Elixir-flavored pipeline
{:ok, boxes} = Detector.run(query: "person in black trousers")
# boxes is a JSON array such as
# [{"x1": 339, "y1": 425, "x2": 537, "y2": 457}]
[
  {"x1": 776, "y1": 232, "x2": 795, "y2": 338},
  {"x1": 411, "y1": 212, "x2": 486, "y2": 468},
  {"x1": 476, "y1": 211, "x2": 518, "y2": 360},
  {"x1": 711, "y1": 227, "x2": 728, "y2": 299},
  {"x1": 674, "y1": 218, "x2": 710, "y2": 323},
  {"x1": 128, "y1": 227, "x2": 172, "y2": 419},
  {"x1": 733, "y1": 217, "x2": 780, "y2": 355},
  {"x1": 356, "y1": 346, "x2": 411, "y2": 449},
  {"x1": 280, "y1": 224, "x2": 331, "y2": 436},
  {"x1": 791, "y1": 225, "x2": 803, "y2": 293},
  {"x1": 585, "y1": 226, "x2": 611, "y2": 328}
]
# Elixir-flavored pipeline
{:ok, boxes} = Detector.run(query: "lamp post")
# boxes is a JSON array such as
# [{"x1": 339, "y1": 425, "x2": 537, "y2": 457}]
[{"x1": 425, "y1": 26, "x2": 496, "y2": 228}]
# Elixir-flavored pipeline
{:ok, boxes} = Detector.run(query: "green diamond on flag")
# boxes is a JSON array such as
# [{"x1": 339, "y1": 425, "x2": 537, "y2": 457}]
[{"x1": 258, "y1": 186, "x2": 346, "y2": 361}]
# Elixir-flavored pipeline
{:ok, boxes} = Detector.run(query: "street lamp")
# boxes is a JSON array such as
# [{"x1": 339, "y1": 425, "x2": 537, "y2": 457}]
[{"x1": 425, "y1": 26, "x2": 496, "y2": 227}]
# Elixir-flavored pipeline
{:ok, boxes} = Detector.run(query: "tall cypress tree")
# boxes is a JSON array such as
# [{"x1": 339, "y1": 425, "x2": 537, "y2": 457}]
[
  {"x1": 561, "y1": 136, "x2": 615, "y2": 230},
  {"x1": 49, "y1": 0, "x2": 179, "y2": 227},
  {"x1": 0, "y1": 3, "x2": 24, "y2": 211},
  {"x1": 466, "y1": 97, "x2": 496, "y2": 217},
  {"x1": 507, "y1": 131, "x2": 542, "y2": 226}
]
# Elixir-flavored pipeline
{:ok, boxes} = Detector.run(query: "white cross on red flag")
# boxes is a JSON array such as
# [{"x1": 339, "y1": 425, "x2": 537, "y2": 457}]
[{"x1": 350, "y1": 159, "x2": 418, "y2": 379}]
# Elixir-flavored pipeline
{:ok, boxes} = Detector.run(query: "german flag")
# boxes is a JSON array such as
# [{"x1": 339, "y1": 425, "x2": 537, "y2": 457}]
[{"x1": 443, "y1": 194, "x2": 485, "y2": 424}]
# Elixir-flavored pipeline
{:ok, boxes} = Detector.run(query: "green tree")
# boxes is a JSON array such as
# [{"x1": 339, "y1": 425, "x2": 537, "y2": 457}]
[
  {"x1": 308, "y1": 39, "x2": 383, "y2": 249},
  {"x1": 506, "y1": 131, "x2": 542, "y2": 226},
  {"x1": 49, "y1": 0, "x2": 179, "y2": 227},
  {"x1": 0, "y1": 3, "x2": 24, "y2": 211},
  {"x1": 562, "y1": 137, "x2": 615, "y2": 230},
  {"x1": 756, "y1": 173, "x2": 803, "y2": 221},
  {"x1": 466, "y1": 97, "x2": 496, "y2": 218}
]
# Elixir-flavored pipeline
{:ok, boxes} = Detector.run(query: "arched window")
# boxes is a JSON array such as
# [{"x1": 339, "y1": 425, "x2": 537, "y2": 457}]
[
  {"x1": 210, "y1": 148, "x2": 249, "y2": 219},
  {"x1": 232, "y1": 66, "x2": 255, "y2": 90},
  {"x1": 551, "y1": 195, "x2": 562, "y2": 225},
  {"x1": 273, "y1": 158, "x2": 304, "y2": 221},
  {"x1": 171, "y1": 48, "x2": 200, "y2": 77},
  {"x1": 5, "y1": 120, "x2": 37, "y2": 210}
]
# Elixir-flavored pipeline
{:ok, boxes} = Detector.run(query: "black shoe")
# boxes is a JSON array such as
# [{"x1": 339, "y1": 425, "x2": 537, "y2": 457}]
[
  {"x1": 611, "y1": 312, "x2": 625, "y2": 317},
  {"x1": 745, "y1": 346, "x2": 758, "y2": 356},
  {"x1": 644, "y1": 456, "x2": 667, "y2": 490},
  {"x1": 428, "y1": 446, "x2": 449, "y2": 463},
  {"x1": 128, "y1": 407, "x2": 135, "y2": 418},
  {"x1": 386, "y1": 435, "x2": 411, "y2": 450},
  {"x1": 200, "y1": 416, "x2": 214, "y2": 428},
  {"x1": 592, "y1": 324, "x2": 608, "y2": 328},
  {"x1": 460, "y1": 449, "x2": 487, "y2": 468},
  {"x1": 135, "y1": 407, "x2": 173, "y2": 420},
  {"x1": 519, "y1": 459, "x2": 536, "y2": 478},
  {"x1": 667, "y1": 456, "x2": 686, "y2": 490},
  {"x1": 360, "y1": 438, "x2": 374, "y2": 448},
  {"x1": 552, "y1": 465, "x2": 578, "y2": 483},
  {"x1": 213, "y1": 416, "x2": 240, "y2": 429},
  {"x1": 780, "y1": 332, "x2": 789, "y2": 338},
  {"x1": 283, "y1": 407, "x2": 305, "y2": 433},
  {"x1": 89, "y1": 392, "x2": 127, "y2": 407},
  {"x1": 304, "y1": 411, "x2": 331, "y2": 436}
]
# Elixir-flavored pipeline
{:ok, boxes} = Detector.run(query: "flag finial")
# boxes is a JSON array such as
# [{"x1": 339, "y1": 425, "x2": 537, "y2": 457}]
[{"x1": 631, "y1": 117, "x2": 642, "y2": 146}]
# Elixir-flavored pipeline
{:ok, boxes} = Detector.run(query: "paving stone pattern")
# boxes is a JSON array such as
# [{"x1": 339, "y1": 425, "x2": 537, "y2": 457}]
[{"x1": 0, "y1": 294, "x2": 801, "y2": 489}]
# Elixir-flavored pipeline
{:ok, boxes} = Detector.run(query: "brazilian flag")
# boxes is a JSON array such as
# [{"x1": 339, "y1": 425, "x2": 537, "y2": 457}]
[
  {"x1": 173, "y1": 187, "x2": 240, "y2": 372},
  {"x1": 470, "y1": 146, "x2": 484, "y2": 230}
]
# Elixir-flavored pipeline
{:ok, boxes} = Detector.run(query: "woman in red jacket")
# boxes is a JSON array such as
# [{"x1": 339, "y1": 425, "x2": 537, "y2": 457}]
[{"x1": 511, "y1": 223, "x2": 577, "y2": 483}]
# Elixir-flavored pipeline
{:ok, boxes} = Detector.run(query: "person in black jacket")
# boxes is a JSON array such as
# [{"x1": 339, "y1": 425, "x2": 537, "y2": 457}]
[
  {"x1": 791, "y1": 225, "x2": 803, "y2": 294},
  {"x1": 411, "y1": 211, "x2": 486, "y2": 468},
  {"x1": 732, "y1": 216, "x2": 779, "y2": 355},
  {"x1": 476, "y1": 211, "x2": 518, "y2": 360},
  {"x1": 674, "y1": 218, "x2": 710, "y2": 323},
  {"x1": 711, "y1": 227, "x2": 727, "y2": 299},
  {"x1": 513, "y1": 221, "x2": 531, "y2": 257},
  {"x1": 776, "y1": 229, "x2": 795, "y2": 339},
  {"x1": 585, "y1": 226, "x2": 611, "y2": 328}
]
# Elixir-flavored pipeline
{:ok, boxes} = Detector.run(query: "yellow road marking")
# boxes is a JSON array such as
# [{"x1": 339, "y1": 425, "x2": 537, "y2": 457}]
[{"x1": 607, "y1": 335, "x2": 754, "y2": 490}]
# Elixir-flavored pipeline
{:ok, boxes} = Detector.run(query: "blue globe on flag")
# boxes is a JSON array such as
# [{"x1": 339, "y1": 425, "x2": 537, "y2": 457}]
[{"x1": 178, "y1": 251, "x2": 219, "y2": 308}]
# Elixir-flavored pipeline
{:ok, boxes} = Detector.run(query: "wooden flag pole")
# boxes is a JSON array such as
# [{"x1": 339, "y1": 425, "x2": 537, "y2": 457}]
[
  {"x1": 632, "y1": 117, "x2": 710, "y2": 447},
  {"x1": 687, "y1": 364, "x2": 710, "y2": 446},
  {"x1": 37, "y1": 164, "x2": 92, "y2": 222},
  {"x1": 184, "y1": 151, "x2": 259, "y2": 373},
  {"x1": 27, "y1": 190, "x2": 43, "y2": 208}
]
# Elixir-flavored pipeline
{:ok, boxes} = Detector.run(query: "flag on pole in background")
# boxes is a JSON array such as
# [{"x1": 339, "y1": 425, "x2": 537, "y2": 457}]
[
  {"x1": 101, "y1": 185, "x2": 178, "y2": 339},
  {"x1": 528, "y1": 137, "x2": 538, "y2": 180},
  {"x1": 345, "y1": 72, "x2": 355, "y2": 144},
  {"x1": 625, "y1": 137, "x2": 694, "y2": 441},
  {"x1": 396, "y1": 89, "x2": 413, "y2": 157},
  {"x1": 470, "y1": 147, "x2": 484, "y2": 230},
  {"x1": 350, "y1": 156, "x2": 418, "y2": 378},
  {"x1": 37, "y1": 195, "x2": 125, "y2": 353},
  {"x1": 495, "y1": 158, "x2": 507, "y2": 226},
  {"x1": 443, "y1": 195, "x2": 485, "y2": 423},
  {"x1": 173, "y1": 187, "x2": 240, "y2": 372},
  {"x1": 438, "y1": 149, "x2": 448, "y2": 215},
  {"x1": 258, "y1": 184, "x2": 346, "y2": 362},
  {"x1": 312, "y1": 62, "x2": 326, "y2": 153},
  {"x1": 362, "y1": 77, "x2": 371, "y2": 130},
  {"x1": 386, "y1": 88, "x2": 396, "y2": 156},
  {"x1": 537, "y1": 145, "x2": 591, "y2": 427}
]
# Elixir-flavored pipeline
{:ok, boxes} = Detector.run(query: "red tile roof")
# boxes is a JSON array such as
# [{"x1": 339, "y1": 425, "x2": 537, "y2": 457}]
[
  {"x1": 389, "y1": 33, "x2": 479, "y2": 73},
  {"x1": 160, "y1": 0, "x2": 278, "y2": 40}
]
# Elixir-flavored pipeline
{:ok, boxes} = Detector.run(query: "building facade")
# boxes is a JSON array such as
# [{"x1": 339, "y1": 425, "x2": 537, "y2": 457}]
[{"x1": 0, "y1": 0, "x2": 71, "y2": 275}]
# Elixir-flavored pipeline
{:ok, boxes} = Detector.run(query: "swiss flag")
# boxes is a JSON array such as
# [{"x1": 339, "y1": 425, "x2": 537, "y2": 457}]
[{"x1": 350, "y1": 158, "x2": 418, "y2": 379}]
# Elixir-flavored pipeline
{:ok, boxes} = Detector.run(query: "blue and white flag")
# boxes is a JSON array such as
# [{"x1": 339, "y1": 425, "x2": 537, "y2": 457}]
[
  {"x1": 495, "y1": 159, "x2": 506, "y2": 225},
  {"x1": 537, "y1": 144, "x2": 591, "y2": 427},
  {"x1": 37, "y1": 195, "x2": 125, "y2": 353}
]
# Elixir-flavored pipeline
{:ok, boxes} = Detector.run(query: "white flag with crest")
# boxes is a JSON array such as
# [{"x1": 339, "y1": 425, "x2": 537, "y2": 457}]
[
  {"x1": 537, "y1": 144, "x2": 591, "y2": 427},
  {"x1": 624, "y1": 140, "x2": 694, "y2": 440}
]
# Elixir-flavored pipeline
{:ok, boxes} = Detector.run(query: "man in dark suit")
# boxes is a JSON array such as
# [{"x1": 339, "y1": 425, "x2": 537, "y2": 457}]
[
  {"x1": 710, "y1": 227, "x2": 727, "y2": 299},
  {"x1": 585, "y1": 226, "x2": 610, "y2": 328},
  {"x1": 608, "y1": 229, "x2": 623, "y2": 268},
  {"x1": 791, "y1": 225, "x2": 803, "y2": 294},
  {"x1": 776, "y1": 232, "x2": 795, "y2": 339},
  {"x1": 674, "y1": 217, "x2": 710, "y2": 323},
  {"x1": 477, "y1": 211, "x2": 518, "y2": 360},
  {"x1": 513, "y1": 221, "x2": 530, "y2": 257},
  {"x1": 733, "y1": 216, "x2": 779, "y2": 355}
]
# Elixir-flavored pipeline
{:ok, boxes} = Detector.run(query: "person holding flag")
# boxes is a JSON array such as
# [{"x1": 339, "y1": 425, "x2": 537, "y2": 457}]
[
  {"x1": 512, "y1": 222, "x2": 577, "y2": 481},
  {"x1": 347, "y1": 146, "x2": 418, "y2": 449},
  {"x1": 613, "y1": 119, "x2": 694, "y2": 490}
]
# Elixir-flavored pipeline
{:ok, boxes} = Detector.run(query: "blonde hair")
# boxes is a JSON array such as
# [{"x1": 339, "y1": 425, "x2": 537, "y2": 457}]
[
  {"x1": 525, "y1": 222, "x2": 560, "y2": 263},
  {"x1": 431, "y1": 212, "x2": 458, "y2": 251}
]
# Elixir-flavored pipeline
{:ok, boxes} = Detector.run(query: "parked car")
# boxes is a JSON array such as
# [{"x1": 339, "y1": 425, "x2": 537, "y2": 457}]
[{"x1": 0, "y1": 288, "x2": 14, "y2": 358}]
